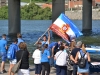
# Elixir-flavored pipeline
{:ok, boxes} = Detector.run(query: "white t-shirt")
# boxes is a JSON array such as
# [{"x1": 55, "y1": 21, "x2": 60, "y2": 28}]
[
  {"x1": 55, "y1": 51, "x2": 68, "y2": 66},
  {"x1": 32, "y1": 49, "x2": 41, "y2": 64}
]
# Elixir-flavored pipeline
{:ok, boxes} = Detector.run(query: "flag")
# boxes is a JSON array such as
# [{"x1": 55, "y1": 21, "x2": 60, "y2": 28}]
[{"x1": 50, "y1": 13, "x2": 83, "y2": 41}]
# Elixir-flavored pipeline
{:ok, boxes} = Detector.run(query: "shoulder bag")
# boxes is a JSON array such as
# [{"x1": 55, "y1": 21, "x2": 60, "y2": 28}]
[{"x1": 11, "y1": 51, "x2": 24, "y2": 73}]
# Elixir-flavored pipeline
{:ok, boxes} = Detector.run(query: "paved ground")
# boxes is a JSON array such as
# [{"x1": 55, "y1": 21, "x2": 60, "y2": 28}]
[{"x1": 0, "y1": 64, "x2": 100, "y2": 75}]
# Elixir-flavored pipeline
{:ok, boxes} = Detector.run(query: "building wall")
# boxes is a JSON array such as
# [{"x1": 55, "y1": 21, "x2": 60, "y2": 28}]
[
  {"x1": 0, "y1": 0, "x2": 6, "y2": 7},
  {"x1": 40, "y1": 0, "x2": 100, "y2": 9}
]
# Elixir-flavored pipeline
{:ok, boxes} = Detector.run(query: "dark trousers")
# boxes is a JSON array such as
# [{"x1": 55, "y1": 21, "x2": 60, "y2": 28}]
[
  {"x1": 73, "y1": 64, "x2": 77, "y2": 75},
  {"x1": 41, "y1": 62, "x2": 50, "y2": 75},
  {"x1": 35, "y1": 64, "x2": 42, "y2": 74},
  {"x1": 56, "y1": 65, "x2": 67, "y2": 75},
  {"x1": 67, "y1": 70, "x2": 73, "y2": 75}
]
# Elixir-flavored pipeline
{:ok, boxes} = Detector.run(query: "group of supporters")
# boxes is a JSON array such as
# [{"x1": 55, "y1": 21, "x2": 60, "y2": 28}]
[
  {"x1": 33, "y1": 30, "x2": 91, "y2": 75},
  {"x1": 0, "y1": 33, "x2": 30, "y2": 75},
  {"x1": 0, "y1": 30, "x2": 91, "y2": 75}
]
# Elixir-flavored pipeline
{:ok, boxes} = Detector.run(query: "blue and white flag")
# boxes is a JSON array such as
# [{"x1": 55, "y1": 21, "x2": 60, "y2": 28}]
[{"x1": 50, "y1": 13, "x2": 83, "y2": 41}]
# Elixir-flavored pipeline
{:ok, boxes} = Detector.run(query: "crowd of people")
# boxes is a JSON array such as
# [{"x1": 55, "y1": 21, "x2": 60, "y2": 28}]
[
  {"x1": 0, "y1": 30, "x2": 91, "y2": 75},
  {"x1": 33, "y1": 30, "x2": 91, "y2": 75}
]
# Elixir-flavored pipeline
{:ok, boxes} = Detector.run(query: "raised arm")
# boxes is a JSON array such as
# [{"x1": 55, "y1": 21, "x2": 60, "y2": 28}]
[
  {"x1": 47, "y1": 29, "x2": 50, "y2": 44},
  {"x1": 52, "y1": 46, "x2": 55, "y2": 57}
]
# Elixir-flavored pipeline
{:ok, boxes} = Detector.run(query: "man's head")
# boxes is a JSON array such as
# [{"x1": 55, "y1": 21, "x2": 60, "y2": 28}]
[
  {"x1": 17, "y1": 33, "x2": 22, "y2": 38},
  {"x1": 2, "y1": 34, "x2": 6, "y2": 39},
  {"x1": 58, "y1": 41, "x2": 62, "y2": 45},
  {"x1": 76, "y1": 41, "x2": 82, "y2": 48},
  {"x1": 63, "y1": 43, "x2": 69, "y2": 49},
  {"x1": 12, "y1": 38, "x2": 18, "y2": 44}
]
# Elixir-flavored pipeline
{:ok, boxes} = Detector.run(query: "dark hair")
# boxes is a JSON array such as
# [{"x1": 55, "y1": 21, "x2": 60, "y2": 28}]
[
  {"x1": 12, "y1": 38, "x2": 18, "y2": 42},
  {"x1": 43, "y1": 35, "x2": 47, "y2": 39},
  {"x1": 65, "y1": 43, "x2": 69, "y2": 46},
  {"x1": 42, "y1": 44, "x2": 48, "y2": 53},
  {"x1": 44, "y1": 44, "x2": 48, "y2": 48},
  {"x1": 17, "y1": 33, "x2": 22, "y2": 38},
  {"x1": 36, "y1": 45, "x2": 41, "y2": 49},
  {"x1": 2, "y1": 34, "x2": 6, "y2": 37},
  {"x1": 59, "y1": 46, "x2": 64, "y2": 50}
]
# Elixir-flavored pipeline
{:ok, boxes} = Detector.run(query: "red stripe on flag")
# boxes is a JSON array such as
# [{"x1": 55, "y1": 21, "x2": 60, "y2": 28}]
[{"x1": 50, "y1": 24, "x2": 70, "y2": 41}]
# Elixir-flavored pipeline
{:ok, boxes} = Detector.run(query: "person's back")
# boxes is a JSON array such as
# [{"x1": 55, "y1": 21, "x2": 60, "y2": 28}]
[
  {"x1": 48, "y1": 42, "x2": 57, "y2": 49},
  {"x1": 71, "y1": 47, "x2": 81, "y2": 59},
  {"x1": 41, "y1": 44, "x2": 50, "y2": 75},
  {"x1": 41, "y1": 49, "x2": 50, "y2": 63},
  {"x1": 32, "y1": 49, "x2": 41, "y2": 64},
  {"x1": 16, "y1": 50, "x2": 29, "y2": 69},
  {"x1": 75, "y1": 44, "x2": 91, "y2": 75},
  {"x1": 16, "y1": 42, "x2": 30, "y2": 75},
  {"x1": 17, "y1": 33, "x2": 24, "y2": 46},
  {"x1": 0, "y1": 37, "x2": 7, "y2": 52},
  {"x1": 32, "y1": 45, "x2": 42, "y2": 75},
  {"x1": 0, "y1": 34, "x2": 7, "y2": 74},
  {"x1": 54, "y1": 46, "x2": 67, "y2": 75},
  {"x1": 70, "y1": 41, "x2": 82, "y2": 75},
  {"x1": 8, "y1": 38, "x2": 18, "y2": 75},
  {"x1": 55, "y1": 50, "x2": 68, "y2": 66},
  {"x1": 78, "y1": 50, "x2": 88, "y2": 68}
]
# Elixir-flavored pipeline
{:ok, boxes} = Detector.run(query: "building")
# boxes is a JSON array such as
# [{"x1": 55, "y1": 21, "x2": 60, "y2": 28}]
[
  {"x1": 0, "y1": 0, "x2": 6, "y2": 7},
  {"x1": 67, "y1": 0, "x2": 100, "y2": 9}
]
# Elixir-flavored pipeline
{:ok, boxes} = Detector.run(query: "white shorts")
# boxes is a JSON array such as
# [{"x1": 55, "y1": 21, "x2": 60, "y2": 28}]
[
  {"x1": 9, "y1": 59, "x2": 17, "y2": 64},
  {"x1": 18, "y1": 69, "x2": 30, "y2": 75}
]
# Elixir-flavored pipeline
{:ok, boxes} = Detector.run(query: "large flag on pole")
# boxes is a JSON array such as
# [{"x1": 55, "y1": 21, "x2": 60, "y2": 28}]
[{"x1": 50, "y1": 13, "x2": 83, "y2": 41}]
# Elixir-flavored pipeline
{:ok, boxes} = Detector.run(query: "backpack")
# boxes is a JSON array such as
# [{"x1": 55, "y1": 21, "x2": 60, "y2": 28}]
[
  {"x1": 7, "y1": 44, "x2": 16, "y2": 60},
  {"x1": 78, "y1": 51, "x2": 87, "y2": 68}
]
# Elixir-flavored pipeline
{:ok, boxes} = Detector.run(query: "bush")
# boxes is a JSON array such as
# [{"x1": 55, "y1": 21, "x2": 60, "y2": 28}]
[{"x1": 0, "y1": 3, "x2": 52, "y2": 20}]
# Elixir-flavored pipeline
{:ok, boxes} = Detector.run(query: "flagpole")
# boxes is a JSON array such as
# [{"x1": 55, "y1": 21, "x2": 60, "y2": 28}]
[{"x1": 34, "y1": 28, "x2": 49, "y2": 45}]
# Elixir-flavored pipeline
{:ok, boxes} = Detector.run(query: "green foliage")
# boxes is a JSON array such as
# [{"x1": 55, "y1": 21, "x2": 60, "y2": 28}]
[
  {"x1": 21, "y1": 2, "x2": 52, "y2": 20},
  {"x1": 0, "y1": 2, "x2": 52, "y2": 20},
  {"x1": 0, "y1": 6, "x2": 8, "y2": 19},
  {"x1": 21, "y1": 0, "x2": 52, "y2": 3}
]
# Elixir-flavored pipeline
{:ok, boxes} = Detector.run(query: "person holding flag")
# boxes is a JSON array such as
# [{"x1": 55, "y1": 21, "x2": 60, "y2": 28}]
[{"x1": 35, "y1": 28, "x2": 50, "y2": 49}]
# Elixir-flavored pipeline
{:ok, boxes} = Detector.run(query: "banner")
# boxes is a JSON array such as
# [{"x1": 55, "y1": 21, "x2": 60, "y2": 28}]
[{"x1": 50, "y1": 13, "x2": 83, "y2": 41}]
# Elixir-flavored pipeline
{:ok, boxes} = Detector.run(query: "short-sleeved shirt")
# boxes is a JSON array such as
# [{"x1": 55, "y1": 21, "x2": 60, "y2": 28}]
[
  {"x1": 32, "y1": 49, "x2": 41, "y2": 64},
  {"x1": 17, "y1": 38, "x2": 24, "y2": 46},
  {"x1": 41, "y1": 49, "x2": 50, "y2": 62},
  {"x1": 48, "y1": 42, "x2": 60, "y2": 51},
  {"x1": 71, "y1": 48, "x2": 81, "y2": 59},
  {"x1": 0, "y1": 39, "x2": 7, "y2": 52},
  {"x1": 48, "y1": 42, "x2": 57, "y2": 49},
  {"x1": 9, "y1": 43, "x2": 18, "y2": 59}
]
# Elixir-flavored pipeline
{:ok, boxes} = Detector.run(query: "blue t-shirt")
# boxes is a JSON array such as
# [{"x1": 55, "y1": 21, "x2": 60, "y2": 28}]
[
  {"x1": 17, "y1": 38, "x2": 24, "y2": 50},
  {"x1": 0, "y1": 39, "x2": 7, "y2": 52},
  {"x1": 17, "y1": 38, "x2": 24, "y2": 46},
  {"x1": 41, "y1": 49, "x2": 50, "y2": 62},
  {"x1": 48, "y1": 42, "x2": 57, "y2": 49}
]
